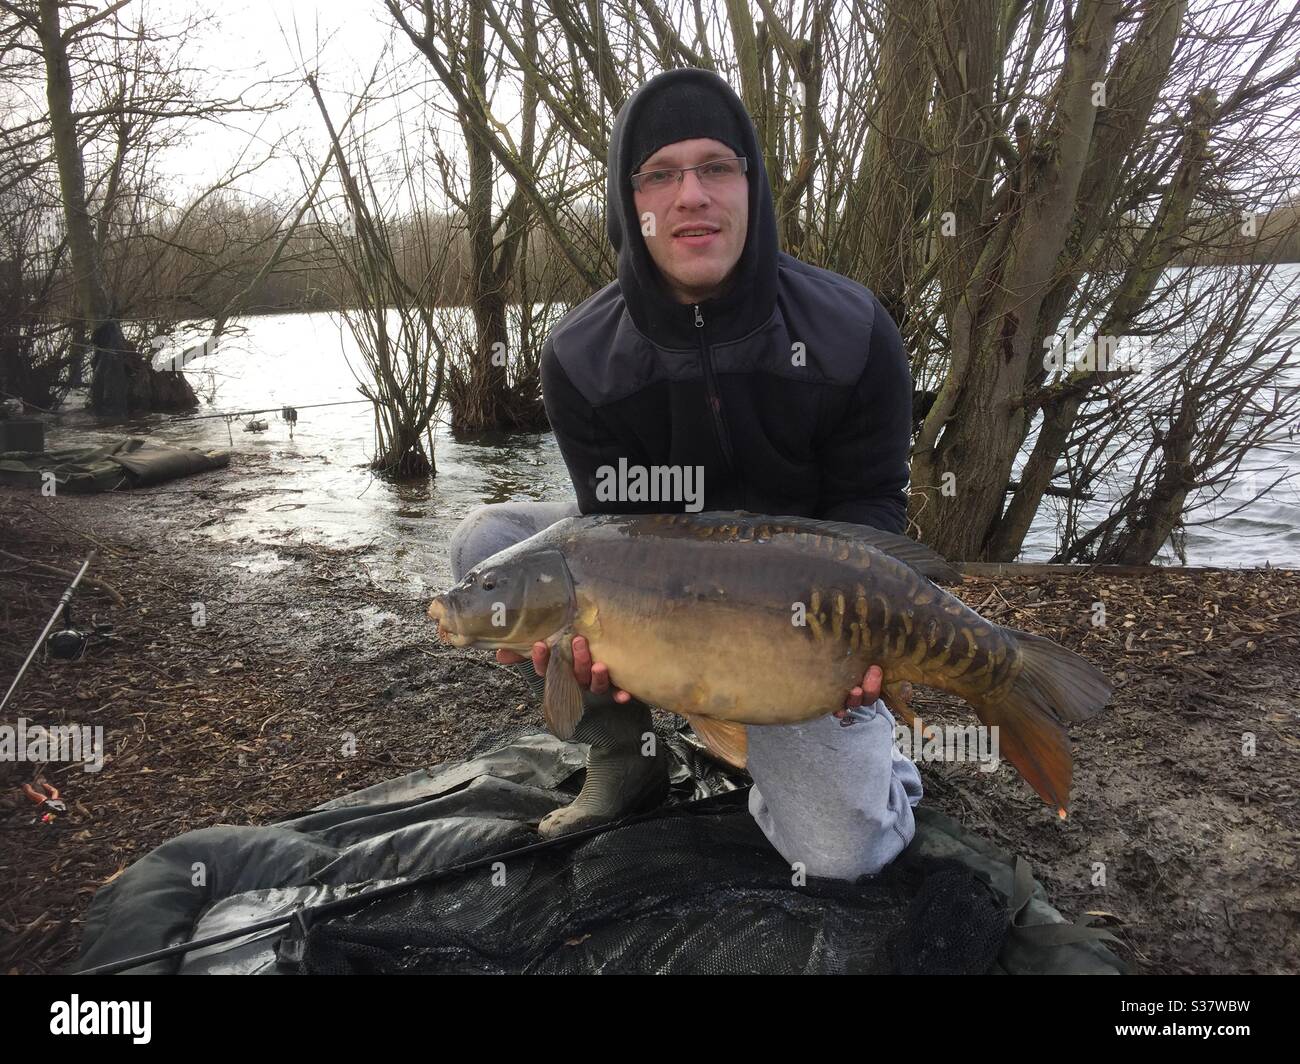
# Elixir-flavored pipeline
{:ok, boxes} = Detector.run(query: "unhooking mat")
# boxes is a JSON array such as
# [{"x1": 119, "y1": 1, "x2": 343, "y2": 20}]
[
  {"x1": 71, "y1": 730, "x2": 1125, "y2": 975},
  {"x1": 0, "y1": 437, "x2": 229, "y2": 492}
]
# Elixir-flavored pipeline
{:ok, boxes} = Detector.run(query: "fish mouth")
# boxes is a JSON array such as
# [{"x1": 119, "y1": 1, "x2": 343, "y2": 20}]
[
  {"x1": 427, "y1": 598, "x2": 465, "y2": 646},
  {"x1": 427, "y1": 596, "x2": 528, "y2": 650},
  {"x1": 433, "y1": 619, "x2": 469, "y2": 647}
]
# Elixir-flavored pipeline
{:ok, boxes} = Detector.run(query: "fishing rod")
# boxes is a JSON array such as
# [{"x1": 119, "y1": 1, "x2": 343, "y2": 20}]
[
  {"x1": 169, "y1": 398, "x2": 374, "y2": 444},
  {"x1": 0, "y1": 550, "x2": 104, "y2": 715},
  {"x1": 165, "y1": 398, "x2": 372, "y2": 422}
]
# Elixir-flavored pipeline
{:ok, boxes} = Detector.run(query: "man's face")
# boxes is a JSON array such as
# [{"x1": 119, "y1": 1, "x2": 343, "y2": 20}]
[{"x1": 632, "y1": 137, "x2": 749, "y2": 305}]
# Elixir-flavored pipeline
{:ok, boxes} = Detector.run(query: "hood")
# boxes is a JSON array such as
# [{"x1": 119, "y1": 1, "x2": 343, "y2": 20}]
[{"x1": 606, "y1": 68, "x2": 779, "y2": 348}]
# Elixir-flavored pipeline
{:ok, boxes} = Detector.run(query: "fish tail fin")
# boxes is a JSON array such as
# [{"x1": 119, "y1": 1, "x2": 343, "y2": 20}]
[
  {"x1": 972, "y1": 628, "x2": 1113, "y2": 818},
  {"x1": 1004, "y1": 627, "x2": 1115, "y2": 725}
]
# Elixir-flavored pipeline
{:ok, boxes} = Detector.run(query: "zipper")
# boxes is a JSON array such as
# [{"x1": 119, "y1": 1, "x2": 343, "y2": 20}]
[{"x1": 693, "y1": 303, "x2": 735, "y2": 474}]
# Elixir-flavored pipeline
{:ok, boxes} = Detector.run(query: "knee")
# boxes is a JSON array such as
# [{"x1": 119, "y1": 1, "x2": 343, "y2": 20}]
[
  {"x1": 449, "y1": 500, "x2": 581, "y2": 581},
  {"x1": 749, "y1": 775, "x2": 918, "y2": 881},
  {"x1": 448, "y1": 503, "x2": 527, "y2": 581},
  {"x1": 450, "y1": 504, "x2": 500, "y2": 543},
  {"x1": 448, "y1": 505, "x2": 494, "y2": 582}
]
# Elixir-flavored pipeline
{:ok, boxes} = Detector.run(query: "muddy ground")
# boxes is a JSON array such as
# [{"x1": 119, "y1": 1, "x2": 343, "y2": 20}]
[{"x1": 1, "y1": 463, "x2": 1297, "y2": 975}]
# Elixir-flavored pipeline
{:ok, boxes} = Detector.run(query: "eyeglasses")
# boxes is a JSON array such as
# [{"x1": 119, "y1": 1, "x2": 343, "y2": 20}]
[{"x1": 630, "y1": 156, "x2": 748, "y2": 193}]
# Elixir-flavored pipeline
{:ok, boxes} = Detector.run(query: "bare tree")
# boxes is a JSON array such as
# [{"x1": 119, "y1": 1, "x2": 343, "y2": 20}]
[
  {"x1": 306, "y1": 67, "x2": 452, "y2": 477},
  {"x1": 386, "y1": 0, "x2": 611, "y2": 434},
  {"x1": 0, "y1": 0, "x2": 275, "y2": 414}
]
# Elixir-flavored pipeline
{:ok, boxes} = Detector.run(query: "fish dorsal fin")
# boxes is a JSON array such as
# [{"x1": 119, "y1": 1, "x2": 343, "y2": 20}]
[
  {"x1": 542, "y1": 637, "x2": 584, "y2": 740},
  {"x1": 684, "y1": 714, "x2": 748, "y2": 769},
  {"x1": 728, "y1": 511, "x2": 961, "y2": 584}
]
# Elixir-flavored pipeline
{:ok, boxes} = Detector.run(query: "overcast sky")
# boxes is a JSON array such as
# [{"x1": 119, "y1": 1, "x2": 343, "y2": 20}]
[{"x1": 149, "y1": 1, "x2": 403, "y2": 206}]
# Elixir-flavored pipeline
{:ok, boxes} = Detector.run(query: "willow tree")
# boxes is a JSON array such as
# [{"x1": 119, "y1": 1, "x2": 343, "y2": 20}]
[
  {"x1": 852, "y1": 0, "x2": 1300, "y2": 561},
  {"x1": 717, "y1": 0, "x2": 1299, "y2": 562}
]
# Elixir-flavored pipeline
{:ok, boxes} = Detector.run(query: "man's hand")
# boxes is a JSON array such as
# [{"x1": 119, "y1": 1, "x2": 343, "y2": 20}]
[
  {"x1": 834, "y1": 664, "x2": 884, "y2": 722},
  {"x1": 496, "y1": 636, "x2": 633, "y2": 703}
]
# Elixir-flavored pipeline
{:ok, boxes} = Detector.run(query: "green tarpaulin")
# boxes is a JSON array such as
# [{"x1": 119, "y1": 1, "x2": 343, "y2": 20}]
[{"x1": 0, "y1": 438, "x2": 229, "y2": 492}]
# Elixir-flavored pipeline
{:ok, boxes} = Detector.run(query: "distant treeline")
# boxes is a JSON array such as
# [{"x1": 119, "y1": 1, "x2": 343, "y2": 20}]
[
  {"x1": 1173, "y1": 202, "x2": 1300, "y2": 266},
  {"x1": 26, "y1": 192, "x2": 1294, "y2": 323},
  {"x1": 63, "y1": 194, "x2": 604, "y2": 319}
]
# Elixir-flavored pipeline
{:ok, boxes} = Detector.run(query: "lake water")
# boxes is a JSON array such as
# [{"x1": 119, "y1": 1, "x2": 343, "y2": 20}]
[{"x1": 43, "y1": 268, "x2": 1300, "y2": 593}]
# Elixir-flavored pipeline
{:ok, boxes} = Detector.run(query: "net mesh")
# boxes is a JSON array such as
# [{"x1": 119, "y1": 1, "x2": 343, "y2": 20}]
[{"x1": 298, "y1": 794, "x2": 1009, "y2": 975}]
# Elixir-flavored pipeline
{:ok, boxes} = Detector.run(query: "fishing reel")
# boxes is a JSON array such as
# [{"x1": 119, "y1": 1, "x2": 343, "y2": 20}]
[
  {"x1": 45, "y1": 602, "x2": 114, "y2": 663},
  {"x1": 0, "y1": 549, "x2": 109, "y2": 715}
]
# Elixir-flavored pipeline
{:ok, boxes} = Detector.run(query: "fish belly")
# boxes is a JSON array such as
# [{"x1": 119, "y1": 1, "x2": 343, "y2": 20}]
[{"x1": 579, "y1": 599, "x2": 864, "y2": 724}]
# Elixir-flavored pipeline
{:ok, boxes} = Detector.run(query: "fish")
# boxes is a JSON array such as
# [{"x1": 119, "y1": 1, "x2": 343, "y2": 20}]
[{"x1": 427, "y1": 511, "x2": 1113, "y2": 818}]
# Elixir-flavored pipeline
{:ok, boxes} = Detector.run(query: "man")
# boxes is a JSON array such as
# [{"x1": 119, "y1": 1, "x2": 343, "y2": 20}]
[{"x1": 449, "y1": 67, "x2": 921, "y2": 878}]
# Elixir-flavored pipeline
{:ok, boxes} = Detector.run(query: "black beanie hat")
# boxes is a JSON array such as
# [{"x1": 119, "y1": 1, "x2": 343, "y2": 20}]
[{"x1": 626, "y1": 78, "x2": 748, "y2": 175}]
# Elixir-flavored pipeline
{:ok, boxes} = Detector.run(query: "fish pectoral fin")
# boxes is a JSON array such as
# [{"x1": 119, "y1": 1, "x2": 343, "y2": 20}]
[
  {"x1": 542, "y1": 642, "x2": 584, "y2": 741},
  {"x1": 685, "y1": 714, "x2": 748, "y2": 770},
  {"x1": 881, "y1": 679, "x2": 919, "y2": 726}
]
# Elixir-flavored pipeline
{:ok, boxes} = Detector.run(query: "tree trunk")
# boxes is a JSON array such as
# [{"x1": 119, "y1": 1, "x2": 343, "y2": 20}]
[
  {"x1": 454, "y1": 0, "x2": 515, "y2": 435},
  {"x1": 37, "y1": 0, "x2": 194, "y2": 417},
  {"x1": 908, "y1": 0, "x2": 1123, "y2": 561},
  {"x1": 986, "y1": 0, "x2": 1190, "y2": 561},
  {"x1": 850, "y1": 0, "x2": 935, "y2": 328},
  {"x1": 1094, "y1": 392, "x2": 1197, "y2": 564},
  {"x1": 989, "y1": 77, "x2": 1209, "y2": 563}
]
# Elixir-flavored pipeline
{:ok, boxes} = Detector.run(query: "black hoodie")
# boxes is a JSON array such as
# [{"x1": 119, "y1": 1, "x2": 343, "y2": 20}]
[{"x1": 540, "y1": 67, "x2": 912, "y2": 534}]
